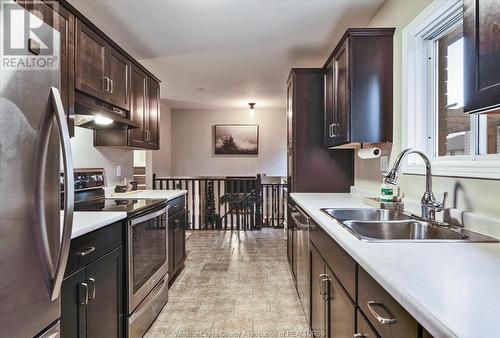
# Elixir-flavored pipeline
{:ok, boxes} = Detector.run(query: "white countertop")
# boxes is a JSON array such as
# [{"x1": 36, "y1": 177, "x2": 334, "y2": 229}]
[
  {"x1": 105, "y1": 188, "x2": 187, "y2": 201},
  {"x1": 290, "y1": 193, "x2": 500, "y2": 338},
  {"x1": 63, "y1": 190, "x2": 186, "y2": 239},
  {"x1": 62, "y1": 211, "x2": 127, "y2": 239}
]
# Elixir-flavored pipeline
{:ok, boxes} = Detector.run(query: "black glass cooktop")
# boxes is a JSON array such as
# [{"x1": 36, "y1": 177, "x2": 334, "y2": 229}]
[{"x1": 75, "y1": 198, "x2": 166, "y2": 217}]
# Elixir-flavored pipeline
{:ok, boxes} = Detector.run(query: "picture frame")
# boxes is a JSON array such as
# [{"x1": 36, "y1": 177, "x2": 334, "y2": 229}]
[{"x1": 214, "y1": 124, "x2": 259, "y2": 155}]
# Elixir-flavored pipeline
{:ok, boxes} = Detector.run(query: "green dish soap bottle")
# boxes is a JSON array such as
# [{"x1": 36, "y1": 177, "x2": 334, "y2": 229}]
[{"x1": 380, "y1": 179, "x2": 395, "y2": 202}]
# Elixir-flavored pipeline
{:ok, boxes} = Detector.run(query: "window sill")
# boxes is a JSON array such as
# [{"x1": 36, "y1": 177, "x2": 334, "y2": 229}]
[{"x1": 403, "y1": 159, "x2": 500, "y2": 180}]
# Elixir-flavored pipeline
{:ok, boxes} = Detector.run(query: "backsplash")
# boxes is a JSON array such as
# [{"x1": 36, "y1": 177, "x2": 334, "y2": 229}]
[{"x1": 70, "y1": 127, "x2": 134, "y2": 186}]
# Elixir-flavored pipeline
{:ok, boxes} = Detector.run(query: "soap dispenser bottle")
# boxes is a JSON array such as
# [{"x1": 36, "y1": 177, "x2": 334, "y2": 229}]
[{"x1": 380, "y1": 177, "x2": 395, "y2": 202}]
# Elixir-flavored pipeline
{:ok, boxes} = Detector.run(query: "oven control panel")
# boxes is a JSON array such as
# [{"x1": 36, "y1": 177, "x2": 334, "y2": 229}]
[{"x1": 60, "y1": 168, "x2": 106, "y2": 192}]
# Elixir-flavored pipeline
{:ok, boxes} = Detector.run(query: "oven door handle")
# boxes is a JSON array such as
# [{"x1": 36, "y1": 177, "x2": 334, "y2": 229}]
[{"x1": 129, "y1": 205, "x2": 169, "y2": 225}]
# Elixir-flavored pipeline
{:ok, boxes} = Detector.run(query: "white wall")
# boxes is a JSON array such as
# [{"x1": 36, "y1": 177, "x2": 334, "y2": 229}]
[
  {"x1": 354, "y1": 0, "x2": 500, "y2": 219},
  {"x1": 70, "y1": 127, "x2": 133, "y2": 186},
  {"x1": 168, "y1": 108, "x2": 286, "y2": 177},
  {"x1": 148, "y1": 101, "x2": 172, "y2": 188}
]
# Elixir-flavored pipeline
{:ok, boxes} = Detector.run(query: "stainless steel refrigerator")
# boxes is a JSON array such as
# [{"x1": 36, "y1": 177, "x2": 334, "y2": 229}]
[{"x1": 0, "y1": 2, "x2": 74, "y2": 337}]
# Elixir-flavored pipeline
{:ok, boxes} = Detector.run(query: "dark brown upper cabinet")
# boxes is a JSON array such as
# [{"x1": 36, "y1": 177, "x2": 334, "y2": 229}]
[
  {"x1": 286, "y1": 69, "x2": 354, "y2": 193},
  {"x1": 464, "y1": 0, "x2": 500, "y2": 114},
  {"x1": 107, "y1": 47, "x2": 130, "y2": 111},
  {"x1": 286, "y1": 79, "x2": 294, "y2": 150},
  {"x1": 94, "y1": 65, "x2": 160, "y2": 150},
  {"x1": 75, "y1": 19, "x2": 130, "y2": 111},
  {"x1": 128, "y1": 67, "x2": 159, "y2": 150},
  {"x1": 128, "y1": 65, "x2": 148, "y2": 148},
  {"x1": 146, "y1": 76, "x2": 160, "y2": 149},
  {"x1": 18, "y1": 0, "x2": 76, "y2": 137},
  {"x1": 75, "y1": 20, "x2": 107, "y2": 101},
  {"x1": 324, "y1": 28, "x2": 395, "y2": 148}
]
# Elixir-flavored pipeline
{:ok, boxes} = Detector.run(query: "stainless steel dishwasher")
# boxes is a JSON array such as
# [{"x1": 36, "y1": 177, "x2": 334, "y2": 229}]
[{"x1": 290, "y1": 205, "x2": 310, "y2": 322}]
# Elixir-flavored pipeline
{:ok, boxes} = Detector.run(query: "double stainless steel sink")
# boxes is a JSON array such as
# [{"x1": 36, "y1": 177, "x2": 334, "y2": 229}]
[{"x1": 322, "y1": 208, "x2": 498, "y2": 243}]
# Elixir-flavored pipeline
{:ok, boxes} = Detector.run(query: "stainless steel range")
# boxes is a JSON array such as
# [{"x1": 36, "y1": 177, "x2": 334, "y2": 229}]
[{"x1": 71, "y1": 169, "x2": 169, "y2": 338}]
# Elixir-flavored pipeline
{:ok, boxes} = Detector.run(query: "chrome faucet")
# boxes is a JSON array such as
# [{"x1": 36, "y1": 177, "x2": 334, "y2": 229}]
[{"x1": 384, "y1": 148, "x2": 447, "y2": 222}]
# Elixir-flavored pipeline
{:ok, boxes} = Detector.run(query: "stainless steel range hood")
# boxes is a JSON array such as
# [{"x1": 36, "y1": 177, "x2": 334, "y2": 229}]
[{"x1": 74, "y1": 92, "x2": 139, "y2": 130}]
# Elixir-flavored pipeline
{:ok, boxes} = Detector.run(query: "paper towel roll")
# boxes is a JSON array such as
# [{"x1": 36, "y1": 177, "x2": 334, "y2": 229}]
[{"x1": 357, "y1": 147, "x2": 381, "y2": 159}]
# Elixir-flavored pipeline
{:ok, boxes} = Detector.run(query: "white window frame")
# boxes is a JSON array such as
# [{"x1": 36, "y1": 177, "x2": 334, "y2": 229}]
[{"x1": 401, "y1": 0, "x2": 500, "y2": 179}]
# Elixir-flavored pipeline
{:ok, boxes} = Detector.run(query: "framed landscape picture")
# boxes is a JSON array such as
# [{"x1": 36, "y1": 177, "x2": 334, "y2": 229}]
[{"x1": 214, "y1": 124, "x2": 259, "y2": 155}]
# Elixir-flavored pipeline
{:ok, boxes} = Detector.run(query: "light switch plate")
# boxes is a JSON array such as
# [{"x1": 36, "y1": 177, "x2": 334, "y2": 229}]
[
  {"x1": 380, "y1": 156, "x2": 389, "y2": 172},
  {"x1": 116, "y1": 165, "x2": 122, "y2": 177}
]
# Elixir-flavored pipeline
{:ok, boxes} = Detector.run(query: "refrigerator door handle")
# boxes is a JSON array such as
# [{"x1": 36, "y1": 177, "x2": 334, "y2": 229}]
[{"x1": 35, "y1": 87, "x2": 74, "y2": 301}]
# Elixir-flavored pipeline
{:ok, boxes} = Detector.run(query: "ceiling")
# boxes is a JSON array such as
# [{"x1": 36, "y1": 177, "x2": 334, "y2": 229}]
[{"x1": 69, "y1": 0, "x2": 385, "y2": 109}]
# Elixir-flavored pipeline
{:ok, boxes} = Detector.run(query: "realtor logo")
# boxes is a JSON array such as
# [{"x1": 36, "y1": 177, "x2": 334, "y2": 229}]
[{"x1": 1, "y1": 0, "x2": 59, "y2": 70}]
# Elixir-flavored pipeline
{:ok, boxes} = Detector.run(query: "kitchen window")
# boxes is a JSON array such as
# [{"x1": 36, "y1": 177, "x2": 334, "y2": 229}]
[{"x1": 402, "y1": 0, "x2": 500, "y2": 179}]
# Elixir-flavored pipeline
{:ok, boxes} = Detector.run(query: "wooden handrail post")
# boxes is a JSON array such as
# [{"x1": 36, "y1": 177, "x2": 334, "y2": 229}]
[{"x1": 255, "y1": 174, "x2": 262, "y2": 228}]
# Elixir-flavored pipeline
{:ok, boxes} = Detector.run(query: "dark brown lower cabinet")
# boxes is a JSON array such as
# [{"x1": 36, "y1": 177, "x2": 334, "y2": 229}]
[
  {"x1": 86, "y1": 248, "x2": 123, "y2": 338},
  {"x1": 174, "y1": 210, "x2": 186, "y2": 268},
  {"x1": 310, "y1": 245, "x2": 325, "y2": 337},
  {"x1": 61, "y1": 247, "x2": 123, "y2": 338},
  {"x1": 61, "y1": 268, "x2": 87, "y2": 337},
  {"x1": 326, "y1": 266, "x2": 355, "y2": 337},
  {"x1": 297, "y1": 204, "x2": 432, "y2": 338},
  {"x1": 168, "y1": 206, "x2": 186, "y2": 284},
  {"x1": 358, "y1": 267, "x2": 418, "y2": 338},
  {"x1": 310, "y1": 244, "x2": 355, "y2": 337},
  {"x1": 356, "y1": 309, "x2": 380, "y2": 338},
  {"x1": 286, "y1": 206, "x2": 294, "y2": 273}
]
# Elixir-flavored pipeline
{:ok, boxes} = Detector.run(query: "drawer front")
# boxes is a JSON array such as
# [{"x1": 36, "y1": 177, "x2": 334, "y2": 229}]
[
  {"x1": 168, "y1": 195, "x2": 186, "y2": 216},
  {"x1": 358, "y1": 267, "x2": 419, "y2": 338},
  {"x1": 356, "y1": 309, "x2": 380, "y2": 338},
  {"x1": 65, "y1": 221, "x2": 123, "y2": 277},
  {"x1": 169, "y1": 208, "x2": 186, "y2": 228},
  {"x1": 309, "y1": 221, "x2": 356, "y2": 300}
]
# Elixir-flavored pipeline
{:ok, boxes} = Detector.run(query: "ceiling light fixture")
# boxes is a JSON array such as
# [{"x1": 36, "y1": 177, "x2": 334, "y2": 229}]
[
  {"x1": 248, "y1": 102, "x2": 256, "y2": 118},
  {"x1": 94, "y1": 115, "x2": 114, "y2": 126}
]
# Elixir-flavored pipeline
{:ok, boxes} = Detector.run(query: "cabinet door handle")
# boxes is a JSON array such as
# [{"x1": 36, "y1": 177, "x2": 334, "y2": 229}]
[
  {"x1": 79, "y1": 282, "x2": 88, "y2": 305},
  {"x1": 367, "y1": 301, "x2": 396, "y2": 325},
  {"x1": 75, "y1": 246, "x2": 95, "y2": 257},
  {"x1": 87, "y1": 277, "x2": 96, "y2": 302},
  {"x1": 353, "y1": 334, "x2": 366, "y2": 338},
  {"x1": 109, "y1": 79, "x2": 114, "y2": 94},
  {"x1": 321, "y1": 275, "x2": 330, "y2": 338},
  {"x1": 318, "y1": 273, "x2": 328, "y2": 297},
  {"x1": 104, "y1": 77, "x2": 112, "y2": 92}
]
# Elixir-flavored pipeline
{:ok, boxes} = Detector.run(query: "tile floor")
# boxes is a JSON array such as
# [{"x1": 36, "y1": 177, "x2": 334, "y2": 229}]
[{"x1": 144, "y1": 228, "x2": 310, "y2": 337}]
